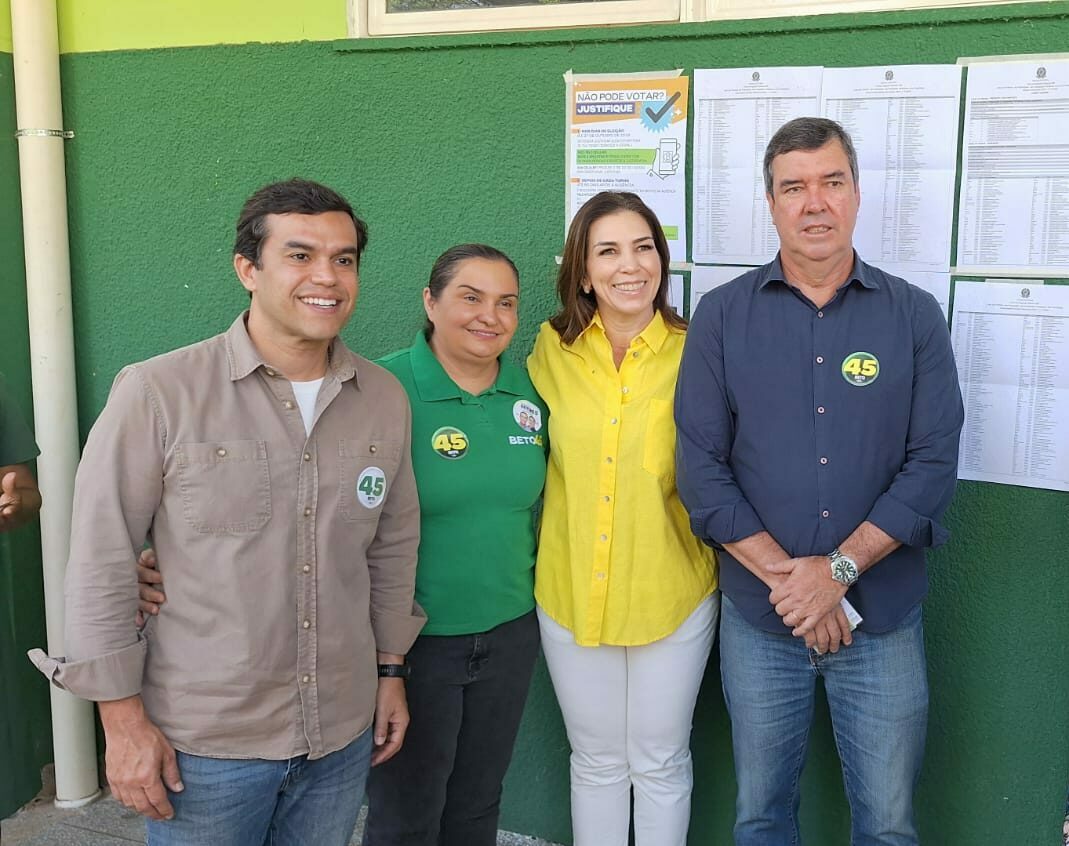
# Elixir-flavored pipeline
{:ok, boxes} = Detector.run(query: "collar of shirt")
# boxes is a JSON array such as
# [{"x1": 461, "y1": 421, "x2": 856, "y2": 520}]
[
  {"x1": 408, "y1": 330, "x2": 528, "y2": 402},
  {"x1": 574, "y1": 309, "x2": 672, "y2": 356},
  {"x1": 757, "y1": 252, "x2": 881, "y2": 303},
  {"x1": 223, "y1": 311, "x2": 360, "y2": 387}
]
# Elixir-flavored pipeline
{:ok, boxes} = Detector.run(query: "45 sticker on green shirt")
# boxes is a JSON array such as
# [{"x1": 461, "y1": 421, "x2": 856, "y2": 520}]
[
  {"x1": 431, "y1": 426, "x2": 469, "y2": 460},
  {"x1": 841, "y1": 351, "x2": 880, "y2": 386}
]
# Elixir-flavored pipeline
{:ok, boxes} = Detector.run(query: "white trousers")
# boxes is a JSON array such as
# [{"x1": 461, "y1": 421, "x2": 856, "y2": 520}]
[{"x1": 537, "y1": 593, "x2": 719, "y2": 846}]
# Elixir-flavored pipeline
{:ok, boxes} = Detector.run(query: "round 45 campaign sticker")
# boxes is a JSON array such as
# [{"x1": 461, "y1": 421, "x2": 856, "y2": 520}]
[
  {"x1": 356, "y1": 467, "x2": 387, "y2": 509},
  {"x1": 841, "y1": 352, "x2": 879, "y2": 386},
  {"x1": 431, "y1": 426, "x2": 468, "y2": 460}
]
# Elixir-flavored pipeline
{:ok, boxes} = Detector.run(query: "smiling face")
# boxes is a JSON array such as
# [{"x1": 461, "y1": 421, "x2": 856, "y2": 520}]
[
  {"x1": 767, "y1": 138, "x2": 860, "y2": 280},
  {"x1": 424, "y1": 257, "x2": 519, "y2": 368},
  {"x1": 235, "y1": 211, "x2": 360, "y2": 356},
  {"x1": 584, "y1": 210, "x2": 662, "y2": 328}
]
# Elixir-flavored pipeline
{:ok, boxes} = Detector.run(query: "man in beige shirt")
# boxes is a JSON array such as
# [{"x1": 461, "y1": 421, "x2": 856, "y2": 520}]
[{"x1": 30, "y1": 179, "x2": 425, "y2": 846}]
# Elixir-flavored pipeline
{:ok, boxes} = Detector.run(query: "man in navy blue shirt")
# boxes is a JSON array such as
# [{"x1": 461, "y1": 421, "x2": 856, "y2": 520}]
[{"x1": 676, "y1": 117, "x2": 963, "y2": 845}]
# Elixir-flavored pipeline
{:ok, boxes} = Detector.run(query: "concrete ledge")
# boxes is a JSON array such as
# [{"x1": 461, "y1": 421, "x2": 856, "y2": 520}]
[{"x1": 1, "y1": 791, "x2": 564, "y2": 846}]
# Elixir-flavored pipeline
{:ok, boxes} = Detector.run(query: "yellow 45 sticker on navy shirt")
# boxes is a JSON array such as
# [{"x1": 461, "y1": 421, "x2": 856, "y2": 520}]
[{"x1": 841, "y1": 351, "x2": 879, "y2": 386}]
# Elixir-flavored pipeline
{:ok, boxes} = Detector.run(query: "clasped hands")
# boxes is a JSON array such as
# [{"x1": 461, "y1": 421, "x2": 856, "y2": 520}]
[{"x1": 765, "y1": 555, "x2": 852, "y2": 655}]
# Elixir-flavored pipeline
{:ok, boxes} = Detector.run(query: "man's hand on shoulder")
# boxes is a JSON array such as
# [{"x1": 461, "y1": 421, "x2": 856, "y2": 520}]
[
  {"x1": 98, "y1": 695, "x2": 183, "y2": 820},
  {"x1": 767, "y1": 555, "x2": 848, "y2": 638}
]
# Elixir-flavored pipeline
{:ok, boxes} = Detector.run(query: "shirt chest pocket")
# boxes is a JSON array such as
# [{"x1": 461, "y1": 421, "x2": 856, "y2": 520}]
[
  {"x1": 642, "y1": 398, "x2": 676, "y2": 480},
  {"x1": 175, "y1": 440, "x2": 272, "y2": 533},
  {"x1": 339, "y1": 438, "x2": 403, "y2": 522}
]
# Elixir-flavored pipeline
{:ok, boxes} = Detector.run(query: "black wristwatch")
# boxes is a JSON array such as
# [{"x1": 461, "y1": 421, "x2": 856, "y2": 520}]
[{"x1": 377, "y1": 663, "x2": 410, "y2": 680}]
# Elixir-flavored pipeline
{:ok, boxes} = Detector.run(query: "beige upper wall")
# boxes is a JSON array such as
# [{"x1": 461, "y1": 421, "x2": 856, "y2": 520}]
[{"x1": 2, "y1": 0, "x2": 346, "y2": 54}]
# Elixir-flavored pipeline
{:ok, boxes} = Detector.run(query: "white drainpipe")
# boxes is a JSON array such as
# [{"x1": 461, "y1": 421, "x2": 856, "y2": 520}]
[{"x1": 10, "y1": 0, "x2": 100, "y2": 808}]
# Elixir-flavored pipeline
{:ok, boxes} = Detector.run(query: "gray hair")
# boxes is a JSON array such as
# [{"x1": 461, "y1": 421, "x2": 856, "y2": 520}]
[{"x1": 763, "y1": 117, "x2": 859, "y2": 196}]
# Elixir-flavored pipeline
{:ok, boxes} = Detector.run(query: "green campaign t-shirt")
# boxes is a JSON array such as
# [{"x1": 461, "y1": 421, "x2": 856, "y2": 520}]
[
  {"x1": 0, "y1": 372, "x2": 39, "y2": 466},
  {"x1": 378, "y1": 332, "x2": 547, "y2": 635}
]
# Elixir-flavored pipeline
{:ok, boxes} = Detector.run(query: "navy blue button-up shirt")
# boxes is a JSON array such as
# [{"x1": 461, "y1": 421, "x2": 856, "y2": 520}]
[{"x1": 675, "y1": 255, "x2": 963, "y2": 633}]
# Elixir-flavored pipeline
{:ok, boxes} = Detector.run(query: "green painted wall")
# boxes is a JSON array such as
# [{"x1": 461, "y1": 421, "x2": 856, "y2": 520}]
[
  {"x1": 0, "y1": 50, "x2": 52, "y2": 820},
  {"x1": 24, "y1": 2, "x2": 1069, "y2": 841}
]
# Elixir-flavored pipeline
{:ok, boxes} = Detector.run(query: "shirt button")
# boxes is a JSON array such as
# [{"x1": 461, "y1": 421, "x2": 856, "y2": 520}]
[
  {"x1": 817, "y1": 311, "x2": 824, "y2": 318},
  {"x1": 600, "y1": 534, "x2": 608, "y2": 541},
  {"x1": 302, "y1": 620, "x2": 311, "y2": 629},
  {"x1": 820, "y1": 457, "x2": 828, "y2": 465},
  {"x1": 606, "y1": 456, "x2": 613, "y2": 464},
  {"x1": 304, "y1": 507, "x2": 312, "y2": 517},
  {"x1": 595, "y1": 571, "x2": 606, "y2": 580},
  {"x1": 369, "y1": 445, "x2": 377, "y2": 454},
  {"x1": 816, "y1": 356, "x2": 824, "y2": 364},
  {"x1": 301, "y1": 674, "x2": 311, "y2": 684},
  {"x1": 610, "y1": 417, "x2": 618, "y2": 425},
  {"x1": 302, "y1": 564, "x2": 311, "y2": 573},
  {"x1": 817, "y1": 406, "x2": 825, "y2": 414},
  {"x1": 265, "y1": 368, "x2": 276, "y2": 377},
  {"x1": 603, "y1": 495, "x2": 611, "y2": 502},
  {"x1": 216, "y1": 448, "x2": 227, "y2": 457},
  {"x1": 822, "y1": 510, "x2": 830, "y2": 518},
  {"x1": 284, "y1": 400, "x2": 295, "y2": 410},
  {"x1": 632, "y1": 351, "x2": 640, "y2": 358},
  {"x1": 303, "y1": 452, "x2": 312, "y2": 461},
  {"x1": 621, "y1": 386, "x2": 630, "y2": 394}
]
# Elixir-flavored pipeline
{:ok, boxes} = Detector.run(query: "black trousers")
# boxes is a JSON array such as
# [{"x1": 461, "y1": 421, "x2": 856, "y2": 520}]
[{"x1": 363, "y1": 609, "x2": 540, "y2": 846}]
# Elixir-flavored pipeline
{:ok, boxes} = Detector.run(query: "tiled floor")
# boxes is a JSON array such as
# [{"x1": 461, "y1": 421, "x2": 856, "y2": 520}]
[{"x1": 1, "y1": 792, "x2": 562, "y2": 846}]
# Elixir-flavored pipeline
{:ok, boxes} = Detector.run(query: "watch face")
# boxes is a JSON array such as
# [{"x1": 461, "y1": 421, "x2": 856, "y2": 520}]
[{"x1": 832, "y1": 558, "x2": 858, "y2": 584}]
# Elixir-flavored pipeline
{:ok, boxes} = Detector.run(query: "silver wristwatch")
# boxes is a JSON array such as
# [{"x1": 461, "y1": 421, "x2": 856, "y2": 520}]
[{"x1": 827, "y1": 548, "x2": 859, "y2": 587}]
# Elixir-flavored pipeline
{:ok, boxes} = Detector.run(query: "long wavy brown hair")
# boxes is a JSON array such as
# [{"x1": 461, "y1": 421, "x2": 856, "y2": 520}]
[{"x1": 549, "y1": 191, "x2": 687, "y2": 345}]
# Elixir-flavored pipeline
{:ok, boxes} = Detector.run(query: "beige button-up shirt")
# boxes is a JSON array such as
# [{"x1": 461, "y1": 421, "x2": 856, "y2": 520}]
[{"x1": 30, "y1": 314, "x2": 425, "y2": 760}]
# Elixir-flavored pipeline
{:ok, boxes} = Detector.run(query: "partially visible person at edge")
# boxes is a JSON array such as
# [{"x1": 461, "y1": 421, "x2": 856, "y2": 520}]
[
  {"x1": 29, "y1": 178, "x2": 425, "y2": 846},
  {"x1": 139, "y1": 244, "x2": 548, "y2": 846},
  {"x1": 0, "y1": 371, "x2": 42, "y2": 532},
  {"x1": 528, "y1": 191, "x2": 718, "y2": 846},
  {"x1": 675, "y1": 117, "x2": 964, "y2": 845}
]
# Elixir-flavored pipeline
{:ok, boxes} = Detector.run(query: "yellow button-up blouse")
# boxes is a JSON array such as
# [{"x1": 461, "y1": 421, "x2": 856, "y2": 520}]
[{"x1": 528, "y1": 312, "x2": 717, "y2": 647}]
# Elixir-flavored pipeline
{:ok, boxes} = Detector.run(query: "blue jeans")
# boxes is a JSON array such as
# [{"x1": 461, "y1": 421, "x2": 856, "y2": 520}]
[
  {"x1": 364, "y1": 610, "x2": 540, "y2": 846},
  {"x1": 146, "y1": 728, "x2": 373, "y2": 846},
  {"x1": 720, "y1": 596, "x2": 928, "y2": 846}
]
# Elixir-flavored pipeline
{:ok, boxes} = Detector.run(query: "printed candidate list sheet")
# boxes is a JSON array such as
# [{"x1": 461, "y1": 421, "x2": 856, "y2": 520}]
[
  {"x1": 957, "y1": 59, "x2": 1069, "y2": 275},
  {"x1": 952, "y1": 281, "x2": 1069, "y2": 492},
  {"x1": 692, "y1": 67, "x2": 822, "y2": 265},
  {"x1": 689, "y1": 265, "x2": 751, "y2": 315},
  {"x1": 821, "y1": 65, "x2": 962, "y2": 272}
]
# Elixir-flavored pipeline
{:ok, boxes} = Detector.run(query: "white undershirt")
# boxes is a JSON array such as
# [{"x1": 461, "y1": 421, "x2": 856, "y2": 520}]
[{"x1": 290, "y1": 378, "x2": 324, "y2": 436}]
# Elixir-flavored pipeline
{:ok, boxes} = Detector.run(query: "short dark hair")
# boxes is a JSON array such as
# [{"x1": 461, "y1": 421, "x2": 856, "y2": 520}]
[
  {"x1": 763, "y1": 118, "x2": 859, "y2": 196},
  {"x1": 424, "y1": 244, "x2": 519, "y2": 337},
  {"x1": 549, "y1": 191, "x2": 686, "y2": 345},
  {"x1": 234, "y1": 179, "x2": 368, "y2": 268}
]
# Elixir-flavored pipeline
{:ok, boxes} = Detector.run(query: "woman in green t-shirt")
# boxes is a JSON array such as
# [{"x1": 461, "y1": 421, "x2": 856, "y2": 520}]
[{"x1": 363, "y1": 244, "x2": 547, "y2": 845}]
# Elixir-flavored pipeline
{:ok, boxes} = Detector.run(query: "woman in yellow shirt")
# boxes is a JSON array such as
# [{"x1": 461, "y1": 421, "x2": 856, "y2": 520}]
[{"x1": 528, "y1": 192, "x2": 718, "y2": 846}]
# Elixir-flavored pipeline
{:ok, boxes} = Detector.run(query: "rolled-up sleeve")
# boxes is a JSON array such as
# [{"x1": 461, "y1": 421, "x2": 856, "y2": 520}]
[
  {"x1": 675, "y1": 296, "x2": 766, "y2": 547},
  {"x1": 366, "y1": 391, "x2": 426, "y2": 655},
  {"x1": 27, "y1": 366, "x2": 164, "y2": 701},
  {"x1": 865, "y1": 292, "x2": 964, "y2": 548}
]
